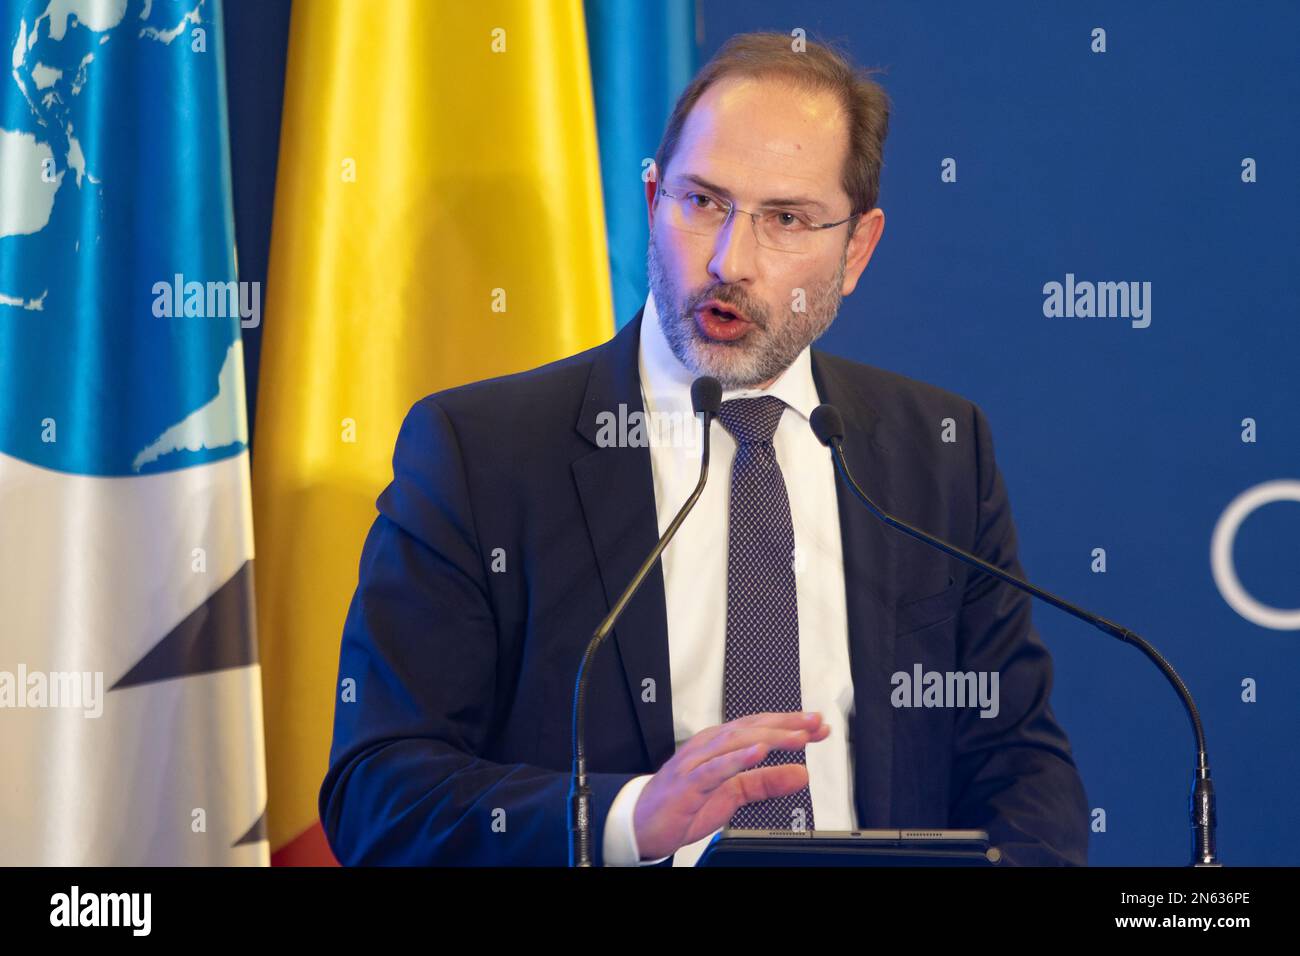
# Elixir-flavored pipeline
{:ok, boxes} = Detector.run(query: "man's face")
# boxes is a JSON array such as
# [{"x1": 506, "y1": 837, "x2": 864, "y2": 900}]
[{"x1": 646, "y1": 75, "x2": 885, "y2": 390}]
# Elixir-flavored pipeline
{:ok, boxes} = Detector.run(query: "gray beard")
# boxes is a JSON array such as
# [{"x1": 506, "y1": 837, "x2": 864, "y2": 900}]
[{"x1": 645, "y1": 227, "x2": 847, "y2": 390}]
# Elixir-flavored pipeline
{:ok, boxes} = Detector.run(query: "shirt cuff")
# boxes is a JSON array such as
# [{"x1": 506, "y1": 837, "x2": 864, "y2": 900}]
[{"x1": 602, "y1": 774, "x2": 673, "y2": 866}]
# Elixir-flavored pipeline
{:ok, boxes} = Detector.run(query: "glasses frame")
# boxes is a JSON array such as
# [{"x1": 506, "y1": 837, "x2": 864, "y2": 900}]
[{"x1": 655, "y1": 184, "x2": 858, "y2": 252}]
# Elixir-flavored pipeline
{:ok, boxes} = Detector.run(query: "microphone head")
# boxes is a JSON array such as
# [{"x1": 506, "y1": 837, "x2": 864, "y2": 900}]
[
  {"x1": 690, "y1": 376, "x2": 723, "y2": 417},
  {"x1": 809, "y1": 404, "x2": 845, "y2": 447}
]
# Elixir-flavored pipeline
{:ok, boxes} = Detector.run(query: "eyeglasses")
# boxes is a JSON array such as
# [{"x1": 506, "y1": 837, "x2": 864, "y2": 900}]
[{"x1": 655, "y1": 184, "x2": 857, "y2": 253}]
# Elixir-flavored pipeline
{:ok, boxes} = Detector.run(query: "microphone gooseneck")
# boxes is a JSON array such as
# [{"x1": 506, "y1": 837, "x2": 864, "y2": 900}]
[
  {"x1": 809, "y1": 402, "x2": 1218, "y2": 867},
  {"x1": 569, "y1": 376, "x2": 723, "y2": 866}
]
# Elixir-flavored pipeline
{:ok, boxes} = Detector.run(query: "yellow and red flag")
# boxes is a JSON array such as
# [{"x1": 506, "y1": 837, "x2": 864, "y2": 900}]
[{"x1": 254, "y1": 0, "x2": 614, "y2": 864}]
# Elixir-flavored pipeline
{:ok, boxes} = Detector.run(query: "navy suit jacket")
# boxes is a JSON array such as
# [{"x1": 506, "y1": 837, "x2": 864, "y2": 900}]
[{"x1": 319, "y1": 306, "x2": 1090, "y2": 866}]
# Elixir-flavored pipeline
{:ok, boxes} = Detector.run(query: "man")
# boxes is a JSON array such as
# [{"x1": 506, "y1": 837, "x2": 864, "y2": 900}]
[{"x1": 319, "y1": 32, "x2": 1089, "y2": 867}]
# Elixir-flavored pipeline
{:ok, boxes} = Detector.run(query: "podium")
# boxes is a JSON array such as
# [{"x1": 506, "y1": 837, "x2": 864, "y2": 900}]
[{"x1": 696, "y1": 828, "x2": 1001, "y2": 866}]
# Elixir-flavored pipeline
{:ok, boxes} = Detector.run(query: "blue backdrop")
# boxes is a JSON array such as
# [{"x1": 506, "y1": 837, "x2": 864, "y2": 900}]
[{"x1": 690, "y1": 0, "x2": 1299, "y2": 865}]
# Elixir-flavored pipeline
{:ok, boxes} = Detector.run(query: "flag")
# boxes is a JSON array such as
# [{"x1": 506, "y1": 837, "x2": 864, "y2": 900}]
[
  {"x1": 254, "y1": 0, "x2": 615, "y2": 864},
  {"x1": 0, "y1": 0, "x2": 267, "y2": 864},
  {"x1": 584, "y1": 0, "x2": 697, "y2": 328}
]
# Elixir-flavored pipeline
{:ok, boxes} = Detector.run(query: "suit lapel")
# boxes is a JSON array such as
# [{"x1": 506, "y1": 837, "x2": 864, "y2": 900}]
[
  {"x1": 571, "y1": 307, "x2": 678, "y2": 769},
  {"x1": 810, "y1": 349, "x2": 898, "y2": 828}
]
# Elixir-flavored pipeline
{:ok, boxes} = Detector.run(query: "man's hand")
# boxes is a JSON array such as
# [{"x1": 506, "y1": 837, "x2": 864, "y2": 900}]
[{"x1": 632, "y1": 711, "x2": 830, "y2": 861}]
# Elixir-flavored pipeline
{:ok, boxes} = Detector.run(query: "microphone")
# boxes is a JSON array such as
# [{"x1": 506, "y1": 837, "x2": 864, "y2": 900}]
[
  {"x1": 569, "y1": 376, "x2": 724, "y2": 866},
  {"x1": 809, "y1": 403, "x2": 1219, "y2": 867}
]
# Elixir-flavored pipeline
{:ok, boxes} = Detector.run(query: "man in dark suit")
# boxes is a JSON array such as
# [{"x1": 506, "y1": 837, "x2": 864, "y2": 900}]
[{"x1": 319, "y1": 32, "x2": 1088, "y2": 866}]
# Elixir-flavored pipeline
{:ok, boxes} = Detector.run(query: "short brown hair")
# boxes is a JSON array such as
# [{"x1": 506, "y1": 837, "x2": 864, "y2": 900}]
[{"x1": 654, "y1": 32, "x2": 891, "y2": 234}]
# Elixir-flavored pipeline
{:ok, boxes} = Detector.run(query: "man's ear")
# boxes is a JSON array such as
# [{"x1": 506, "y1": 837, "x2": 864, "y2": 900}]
[
  {"x1": 840, "y1": 207, "x2": 885, "y2": 297},
  {"x1": 645, "y1": 162, "x2": 659, "y2": 228}
]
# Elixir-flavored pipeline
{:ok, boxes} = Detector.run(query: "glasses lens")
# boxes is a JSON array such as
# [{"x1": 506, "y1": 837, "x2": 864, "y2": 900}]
[
  {"x1": 669, "y1": 192, "x2": 726, "y2": 235},
  {"x1": 756, "y1": 211, "x2": 810, "y2": 252},
  {"x1": 663, "y1": 191, "x2": 813, "y2": 253}
]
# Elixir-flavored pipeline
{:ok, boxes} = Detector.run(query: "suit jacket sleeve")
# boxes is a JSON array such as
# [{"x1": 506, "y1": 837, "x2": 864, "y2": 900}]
[
  {"x1": 947, "y1": 401, "x2": 1091, "y2": 865},
  {"x1": 318, "y1": 396, "x2": 636, "y2": 865}
]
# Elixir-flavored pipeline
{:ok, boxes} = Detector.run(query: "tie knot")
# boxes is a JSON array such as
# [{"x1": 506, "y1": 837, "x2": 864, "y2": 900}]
[{"x1": 717, "y1": 396, "x2": 786, "y2": 446}]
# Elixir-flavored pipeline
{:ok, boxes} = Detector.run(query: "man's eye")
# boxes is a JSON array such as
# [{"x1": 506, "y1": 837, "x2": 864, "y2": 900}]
[
  {"x1": 771, "y1": 211, "x2": 807, "y2": 230},
  {"x1": 686, "y1": 192, "x2": 717, "y2": 209}
]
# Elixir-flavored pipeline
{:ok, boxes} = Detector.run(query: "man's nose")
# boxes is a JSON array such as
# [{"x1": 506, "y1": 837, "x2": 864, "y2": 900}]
[{"x1": 708, "y1": 208, "x2": 759, "y2": 286}]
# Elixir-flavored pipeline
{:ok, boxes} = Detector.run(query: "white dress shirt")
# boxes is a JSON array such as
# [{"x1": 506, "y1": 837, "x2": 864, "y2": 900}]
[{"x1": 602, "y1": 291, "x2": 857, "y2": 866}]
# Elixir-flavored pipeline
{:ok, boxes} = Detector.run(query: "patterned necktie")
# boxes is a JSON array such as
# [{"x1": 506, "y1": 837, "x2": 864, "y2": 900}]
[{"x1": 717, "y1": 396, "x2": 815, "y2": 832}]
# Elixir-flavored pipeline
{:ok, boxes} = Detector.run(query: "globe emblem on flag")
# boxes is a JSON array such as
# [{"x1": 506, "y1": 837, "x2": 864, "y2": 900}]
[{"x1": 1, "y1": 0, "x2": 247, "y2": 477}]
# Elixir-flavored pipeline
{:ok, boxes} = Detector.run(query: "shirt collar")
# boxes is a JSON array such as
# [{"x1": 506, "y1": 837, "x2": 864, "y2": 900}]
[{"x1": 637, "y1": 290, "x2": 820, "y2": 425}]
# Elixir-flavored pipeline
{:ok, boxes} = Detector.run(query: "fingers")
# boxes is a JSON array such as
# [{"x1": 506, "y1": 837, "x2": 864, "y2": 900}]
[
  {"x1": 638, "y1": 714, "x2": 829, "y2": 858},
  {"x1": 678, "y1": 710, "x2": 826, "y2": 761},
  {"x1": 686, "y1": 764, "x2": 811, "y2": 840},
  {"x1": 731, "y1": 763, "x2": 809, "y2": 807},
  {"x1": 685, "y1": 741, "x2": 771, "y2": 795},
  {"x1": 680, "y1": 721, "x2": 830, "y2": 783}
]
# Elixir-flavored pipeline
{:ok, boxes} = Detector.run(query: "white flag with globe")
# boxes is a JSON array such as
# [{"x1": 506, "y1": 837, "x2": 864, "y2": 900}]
[{"x1": 0, "y1": 0, "x2": 267, "y2": 865}]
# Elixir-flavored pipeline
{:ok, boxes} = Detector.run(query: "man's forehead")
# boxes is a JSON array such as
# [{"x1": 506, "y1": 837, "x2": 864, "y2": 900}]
[
  {"x1": 664, "y1": 157, "x2": 833, "y2": 207},
  {"x1": 697, "y1": 74, "x2": 843, "y2": 131},
  {"x1": 672, "y1": 75, "x2": 847, "y2": 195}
]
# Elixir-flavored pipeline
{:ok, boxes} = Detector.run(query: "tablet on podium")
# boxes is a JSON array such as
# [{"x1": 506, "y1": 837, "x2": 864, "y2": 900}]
[{"x1": 695, "y1": 829, "x2": 1001, "y2": 866}]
